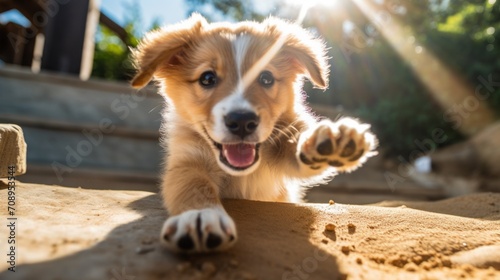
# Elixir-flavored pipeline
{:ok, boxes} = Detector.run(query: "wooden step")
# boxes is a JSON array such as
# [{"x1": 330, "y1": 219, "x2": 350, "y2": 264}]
[{"x1": 0, "y1": 66, "x2": 163, "y2": 181}]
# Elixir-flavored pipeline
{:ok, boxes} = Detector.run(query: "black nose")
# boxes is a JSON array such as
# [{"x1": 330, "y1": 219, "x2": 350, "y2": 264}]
[{"x1": 224, "y1": 111, "x2": 259, "y2": 139}]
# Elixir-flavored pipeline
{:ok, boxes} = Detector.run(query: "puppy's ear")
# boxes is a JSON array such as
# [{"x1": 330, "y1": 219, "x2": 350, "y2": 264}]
[
  {"x1": 284, "y1": 38, "x2": 329, "y2": 89},
  {"x1": 131, "y1": 13, "x2": 208, "y2": 88},
  {"x1": 266, "y1": 18, "x2": 330, "y2": 89}
]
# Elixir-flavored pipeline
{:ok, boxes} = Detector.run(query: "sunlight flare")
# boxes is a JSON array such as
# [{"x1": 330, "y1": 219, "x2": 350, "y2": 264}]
[
  {"x1": 285, "y1": 0, "x2": 339, "y2": 10},
  {"x1": 351, "y1": 0, "x2": 495, "y2": 135}
]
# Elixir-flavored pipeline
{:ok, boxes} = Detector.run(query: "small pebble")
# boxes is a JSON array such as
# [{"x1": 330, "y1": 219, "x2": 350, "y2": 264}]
[
  {"x1": 347, "y1": 223, "x2": 356, "y2": 234},
  {"x1": 404, "y1": 262, "x2": 418, "y2": 272},
  {"x1": 321, "y1": 239, "x2": 329, "y2": 244},
  {"x1": 329, "y1": 200, "x2": 335, "y2": 205},
  {"x1": 341, "y1": 246, "x2": 350, "y2": 255},
  {"x1": 325, "y1": 223, "x2": 336, "y2": 231}
]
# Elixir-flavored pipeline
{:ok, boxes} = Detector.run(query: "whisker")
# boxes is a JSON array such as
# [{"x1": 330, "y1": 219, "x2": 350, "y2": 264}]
[{"x1": 148, "y1": 104, "x2": 163, "y2": 114}]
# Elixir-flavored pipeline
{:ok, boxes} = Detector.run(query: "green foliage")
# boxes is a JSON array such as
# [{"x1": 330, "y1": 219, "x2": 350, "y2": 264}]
[
  {"x1": 314, "y1": 0, "x2": 499, "y2": 156},
  {"x1": 91, "y1": 1, "x2": 142, "y2": 81},
  {"x1": 355, "y1": 92, "x2": 463, "y2": 157},
  {"x1": 437, "y1": 5, "x2": 474, "y2": 33},
  {"x1": 430, "y1": 1, "x2": 500, "y2": 114},
  {"x1": 91, "y1": 25, "x2": 134, "y2": 81}
]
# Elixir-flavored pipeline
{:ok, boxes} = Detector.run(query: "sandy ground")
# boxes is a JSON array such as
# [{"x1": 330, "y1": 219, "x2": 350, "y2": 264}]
[{"x1": 0, "y1": 181, "x2": 499, "y2": 280}]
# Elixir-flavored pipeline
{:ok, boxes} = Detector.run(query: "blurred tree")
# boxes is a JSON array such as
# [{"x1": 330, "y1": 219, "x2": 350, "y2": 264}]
[
  {"x1": 91, "y1": 24, "x2": 135, "y2": 81},
  {"x1": 432, "y1": 0, "x2": 500, "y2": 111},
  {"x1": 343, "y1": 0, "x2": 499, "y2": 156},
  {"x1": 91, "y1": 1, "x2": 141, "y2": 81}
]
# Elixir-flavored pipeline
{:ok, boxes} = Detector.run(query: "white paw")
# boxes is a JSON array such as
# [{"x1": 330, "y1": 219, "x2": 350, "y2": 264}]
[
  {"x1": 297, "y1": 118, "x2": 377, "y2": 172},
  {"x1": 160, "y1": 207, "x2": 237, "y2": 253}
]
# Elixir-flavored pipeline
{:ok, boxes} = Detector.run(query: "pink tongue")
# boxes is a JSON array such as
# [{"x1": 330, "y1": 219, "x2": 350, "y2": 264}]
[{"x1": 223, "y1": 144, "x2": 256, "y2": 168}]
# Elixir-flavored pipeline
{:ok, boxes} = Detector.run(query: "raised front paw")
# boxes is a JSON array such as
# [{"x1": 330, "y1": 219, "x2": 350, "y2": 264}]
[
  {"x1": 160, "y1": 207, "x2": 237, "y2": 253},
  {"x1": 298, "y1": 117, "x2": 377, "y2": 172}
]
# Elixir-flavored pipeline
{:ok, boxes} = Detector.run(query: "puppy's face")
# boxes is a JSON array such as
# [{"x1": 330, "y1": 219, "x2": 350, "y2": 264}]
[{"x1": 132, "y1": 14, "x2": 328, "y2": 176}]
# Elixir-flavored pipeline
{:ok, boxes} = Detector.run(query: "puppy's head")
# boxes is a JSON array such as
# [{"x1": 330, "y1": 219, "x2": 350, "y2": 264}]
[{"x1": 132, "y1": 14, "x2": 329, "y2": 176}]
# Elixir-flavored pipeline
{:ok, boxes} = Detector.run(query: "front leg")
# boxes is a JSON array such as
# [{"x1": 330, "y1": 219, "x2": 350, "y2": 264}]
[
  {"x1": 297, "y1": 117, "x2": 377, "y2": 175},
  {"x1": 160, "y1": 161, "x2": 237, "y2": 253}
]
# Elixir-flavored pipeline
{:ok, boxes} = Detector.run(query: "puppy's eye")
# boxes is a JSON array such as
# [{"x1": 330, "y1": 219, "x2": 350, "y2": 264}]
[
  {"x1": 259, "y1": 71, "x2": 274, "y2": 87},
  {"x1": 199, "y1": 71, "x2": 217, "y2": 88}
]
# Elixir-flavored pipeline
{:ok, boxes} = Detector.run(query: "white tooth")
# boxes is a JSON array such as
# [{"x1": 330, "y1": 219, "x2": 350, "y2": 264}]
[{"x1": 223, "y1": 146, "x2": 229, "y2": 159}]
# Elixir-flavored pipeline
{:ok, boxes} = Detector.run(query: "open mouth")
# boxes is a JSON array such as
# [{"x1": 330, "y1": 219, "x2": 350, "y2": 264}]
[{"x1": 213, "y1": 141, "x2": 261, "y2": 170}]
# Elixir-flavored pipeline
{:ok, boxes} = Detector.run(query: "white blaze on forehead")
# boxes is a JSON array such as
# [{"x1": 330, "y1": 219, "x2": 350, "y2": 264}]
[
  {"x1": 231, "y1": 29, "x2": 289, "y2": 94},
  {"x1": 232, "y1": 35, "x2": 252, "y2": 95},
  {"x1": 233, "y1": 35, "x2": 252, "y2": 77}
]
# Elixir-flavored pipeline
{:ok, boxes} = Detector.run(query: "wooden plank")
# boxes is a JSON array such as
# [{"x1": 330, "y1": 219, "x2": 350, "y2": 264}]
[
  {"x1": 40, "y1": 0, "x2": 93, "y2": 78},
  {"x1": 0, "y1": 113, "x2": 159, "y2": 140},
  {"x1": 21, "y1": 126, "x2": 162, "y2": 174},
  {"x1": 99, "y1": 11, "x2": 128, "y2": 45},
  {"x1": 21, "y1": 164, "x2": 159, "y2": 191},
  {"x1": 0, "y1": 66, "x2": 163, "y2": 131},
  {"x1": 0, "y1": 65, "x2": 161, "y2": 94}
]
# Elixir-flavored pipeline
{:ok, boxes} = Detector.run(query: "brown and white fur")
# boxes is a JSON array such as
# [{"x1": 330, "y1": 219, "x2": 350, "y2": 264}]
[{"x1": 131, "y1": 14, "x2": 377, "y2": 253}]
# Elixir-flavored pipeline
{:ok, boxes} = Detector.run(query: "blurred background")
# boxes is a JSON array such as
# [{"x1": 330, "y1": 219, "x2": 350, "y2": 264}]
[{"x1": 0, "y1": 0, "x2": 499, "y2": 204}]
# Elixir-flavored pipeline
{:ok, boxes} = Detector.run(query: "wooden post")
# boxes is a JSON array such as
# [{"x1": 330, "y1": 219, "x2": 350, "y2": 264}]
[{"x1": 40, "y1": 0, "x2": 100, "y2": 80}]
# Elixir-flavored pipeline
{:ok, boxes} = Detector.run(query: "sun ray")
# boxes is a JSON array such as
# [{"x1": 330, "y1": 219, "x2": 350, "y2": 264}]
[{"x1": 351, "y1": 0, "x2": 495, "y2": 135}]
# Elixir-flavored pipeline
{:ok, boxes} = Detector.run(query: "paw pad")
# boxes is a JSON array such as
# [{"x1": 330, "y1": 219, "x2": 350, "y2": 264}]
[
  {"x1": 298, "y1": 118, "x2": 377, "y2": 172},
  {"x1": 161, "y1": 208, "x2": 237, "y2": 253},
  {"x1": 340, "y1": 140, "x2": 356, "y2": 157},
  {"x1": 177, "y1": 234, "x2": 195, "y2": 250},
  {"x1": 317, "y1": 139, "x2": 333, "y2": 155}
]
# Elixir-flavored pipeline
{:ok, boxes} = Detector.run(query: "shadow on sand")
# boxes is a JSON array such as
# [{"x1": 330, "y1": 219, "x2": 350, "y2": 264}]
[{"x1": 0, "y1": 189, "x2": 343, "y2": 280}]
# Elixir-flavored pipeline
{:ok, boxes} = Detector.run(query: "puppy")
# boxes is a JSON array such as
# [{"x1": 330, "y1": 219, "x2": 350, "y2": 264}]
[{"x1": 131, "y1": 14, "x2": 377, "y2": 253}]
